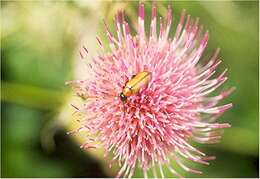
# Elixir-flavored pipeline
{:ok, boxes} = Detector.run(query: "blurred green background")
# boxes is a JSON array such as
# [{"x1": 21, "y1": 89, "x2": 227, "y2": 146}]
[{"x1": 1, "y1": 1, "x2": 259, "y2": 178}]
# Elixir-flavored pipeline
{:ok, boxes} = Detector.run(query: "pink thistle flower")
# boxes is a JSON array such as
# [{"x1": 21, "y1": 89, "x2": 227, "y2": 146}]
[{"x1": 67, "y1": 3, "x2": 233, "y2": 178}]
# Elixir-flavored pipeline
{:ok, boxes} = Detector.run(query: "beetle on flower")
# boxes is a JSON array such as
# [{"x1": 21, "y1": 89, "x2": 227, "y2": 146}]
[{"x1": 67, "y1": 3, "x2": 234, "y2": 178}]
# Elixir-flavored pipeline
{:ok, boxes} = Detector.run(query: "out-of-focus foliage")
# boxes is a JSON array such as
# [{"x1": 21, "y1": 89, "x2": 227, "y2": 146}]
[{"x1": 1, "y1": 1, "x2": 258, "y2": 178}]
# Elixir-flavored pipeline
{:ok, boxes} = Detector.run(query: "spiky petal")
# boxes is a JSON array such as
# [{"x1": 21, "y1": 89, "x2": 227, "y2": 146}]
[{"x1": 68, "y1": 3, "x2": 233, "y2": 178}]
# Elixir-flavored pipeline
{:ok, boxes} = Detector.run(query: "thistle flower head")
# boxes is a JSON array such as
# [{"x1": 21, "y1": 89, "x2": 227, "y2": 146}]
[{"x1": 68, "y1": 3, "x2": 233, "y2": 178}]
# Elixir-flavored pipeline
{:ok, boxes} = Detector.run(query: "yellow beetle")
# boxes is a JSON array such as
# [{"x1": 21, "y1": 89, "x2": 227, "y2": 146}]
[{"x1": 119, "y1": 71, "x2": 152, "y2": 102}]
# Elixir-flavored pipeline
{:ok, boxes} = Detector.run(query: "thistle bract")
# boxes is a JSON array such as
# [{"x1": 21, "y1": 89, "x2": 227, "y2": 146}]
[{"x1": 68, "y1": 3, "x2": 233, "y2": 178}]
